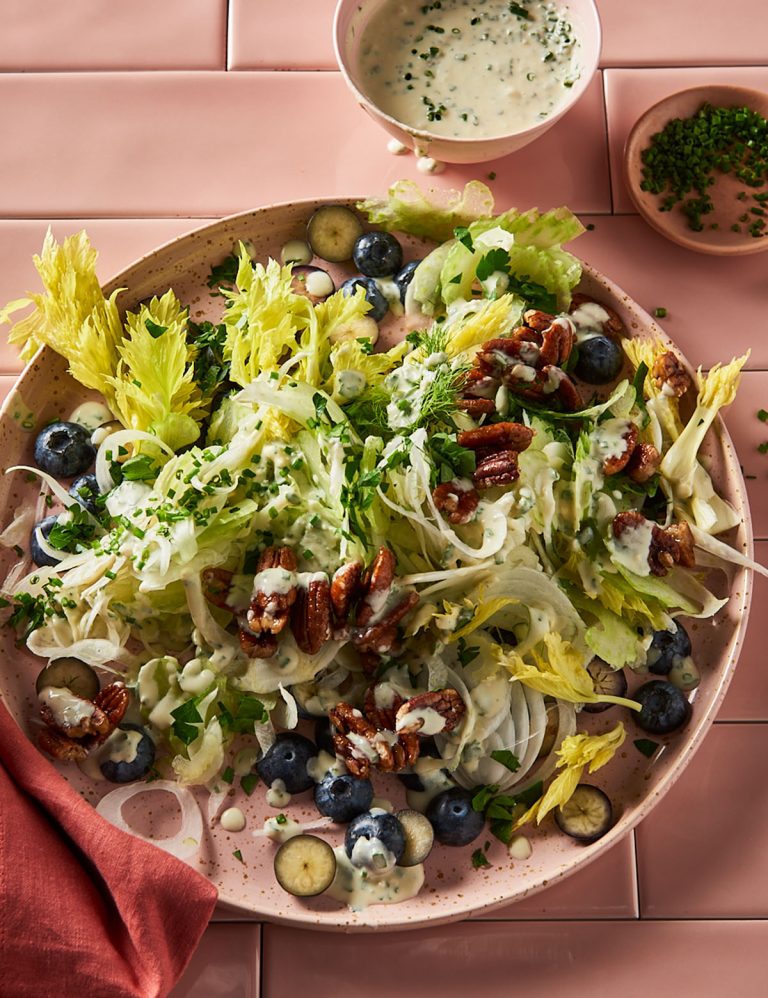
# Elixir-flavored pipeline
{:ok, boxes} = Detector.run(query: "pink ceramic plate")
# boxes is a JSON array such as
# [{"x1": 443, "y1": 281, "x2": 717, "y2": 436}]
[{"x1": 0, "y1": 199, "x2": 754, "y2": 929}]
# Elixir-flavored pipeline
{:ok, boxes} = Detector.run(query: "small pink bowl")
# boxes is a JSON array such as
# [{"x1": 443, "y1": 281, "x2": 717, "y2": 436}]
[{"x1": 333, "y1": 0, "x2": 601, "y2": 164}]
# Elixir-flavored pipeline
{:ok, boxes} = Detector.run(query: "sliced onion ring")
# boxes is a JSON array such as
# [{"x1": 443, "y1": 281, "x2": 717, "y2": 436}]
[{"x1": 96, "y1": 779, "x2": 203, "y2": 862}]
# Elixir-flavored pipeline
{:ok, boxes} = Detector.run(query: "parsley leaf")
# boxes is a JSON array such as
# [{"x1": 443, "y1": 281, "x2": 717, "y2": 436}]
[
  {"x1": 145, "y1": 318, "x2": 168, "y2": 339},
  {"x1": 457, "y1": 637, "x2": 480, "y2": 667},
  {"x1": 47, "y1": 505, "x2": 99, "y2": 552},
  {"x1": 221, "y1": 766, "x2": 235, "y2": 785},
  {"x1": 241, "y1": 772, "x2": 259, "y2": 796},
  {"x1": 476, "y1": 247, "x2": 510, "y2": 281},
  {"x1": 471, "y1": 847, "x2": 492, "y2": 869},
  {"x1": 490, "y1": 749, "x2": 521, "y2": 773},
  {"x1": 429, "y1": 432, "x2": 476, "y2": 484},
  {"x1": 120, "y1": 454, "x2": 159, "y2": 482},
  {"x1": 454, "y1": 226, "x2": 474, "y2": 251},
  {"x1": 509, "y1": 2, "x2": 530, "y2": 18},
  {"x1": 634, "y1": 738, "x2": 660, "y2": 758},
  {"x1": 233, "y1": 849, "x2": 244, "y2": 864},
  {"x1": 170, "y1": 698, "x2": 203, "y2": 745},
  {"x1": 188, "y1": 320, "x2": 231, "y2": 401},
  {"x1": 207, "y1": 253, "x2": 240, "y2": 294}
]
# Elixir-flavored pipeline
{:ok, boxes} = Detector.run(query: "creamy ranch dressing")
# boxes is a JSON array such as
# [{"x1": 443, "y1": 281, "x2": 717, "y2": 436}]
[
  {"x1": 356, "y1": 0, "x2": 580, "y2": 138},
  {"x1": 69, "y1": 400, "x2": 112, "y2": 431},
  {"x1": 39, "y1": 686, "x2": 95, "y2": 728},
  {"x1": 326, "y1": 846, "x2": 425, "y2": 911},
  {"x1": 608, "y1": 516, "x2": 654, "y2": 576},
  {"x1": 266, "y1": 779, "x2": 292, "y2": 808},
  {"x1": 220, "y1": 807, "x2": 246, "y2": 832}
]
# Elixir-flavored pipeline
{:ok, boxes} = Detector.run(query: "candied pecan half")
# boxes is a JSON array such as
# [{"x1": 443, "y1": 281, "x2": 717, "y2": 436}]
[
  {"x1": 612, "y1": 511, "x2": 696, "y2": 576},
  {"x1": 330, "y1": 561, "x2": 363, "y2": 624},
  {"x1": 457, "y1": 421, "x2": 534, "y2": 454},
  {"x1": 626, "y1": 443, "x2": 661, "y2": 483},
  {"x1": 458, "y1": 397, "x2": 496, "y2": 416},
  {"x1": 363, "y1": 683, "x2": 405, "y2": 732},
  {"x1": 38, "y1": 728, "x2": 90, "y2": 762},
  {"x1": 476, "y1": 333, "x2": 541, "y2": 377},
  {"x1": 395, "y1": 688, "x2": 466, "y2": 735},
  {"x1": 523, "y1": 309, "x2": 555, "y2": 332},
  {"x1": 92, "y1": 682, "x2": 130, "y2": 740},
  {"x1": 239, "y1": 628, "x2": 278, "y2": 659},
  {"x1": 602, "y1": 423, "x2": 639, "y2": 476},
  {"x1": 351, "y1": 592, "x2": 419, "y2": 654},
  {"x1": 247, "y1": 545, "x2": 298, "y2": 635},
  {"x1": 503, "y1": 364, "x2": 583, "y2": 412},
  {"x1": 463, "y1": 368, "x2": 499, "y2": 399},
  {"x1": 291, "y1": 576, "x2": 332, "y2": 655},
  {"x1": 432, "y1": 481, "x2": 480, "y2": 524},
  {"x1": 473, "y1": 449, "x2": 519, "y2": 488},
  {"x1": 329, "y1": 702, "x2": 378, "y2": 779},
  {"x1": 651, "y1": 350, "x2": 691, "y2": 398},
  {"x1": 356, "y1": 546, "x2": 396, "y2": 627},
  {"x1": 201, "y1": 567, "x2": 235, "y2": 610},
  {"x1": 569, "y1": 293, "x2": 624, "y2": 336},
  {"x1": 539, "y1": 317, "x2": 576, "y2": 367}
]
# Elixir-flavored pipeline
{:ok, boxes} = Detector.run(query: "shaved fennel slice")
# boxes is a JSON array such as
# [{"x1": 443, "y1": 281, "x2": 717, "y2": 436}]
[
  {"x1": 516, "y1": 686, "x2": 547, "y2": 781},
  {"x1": 95, "y1": 428, "x2": 173, "y2": 493},
  {"x1": 510, "y1": 681, "x2": 529, "y2": 765},
  {"x1": 689, "y1": 523, "x2": 768, "y2": 580},
  {"x1": 96, "y1": 780, "x2": 203, "y2": 862},
  {"x1": 512, "y1": 701, "x2": 577, "y2": 797}
]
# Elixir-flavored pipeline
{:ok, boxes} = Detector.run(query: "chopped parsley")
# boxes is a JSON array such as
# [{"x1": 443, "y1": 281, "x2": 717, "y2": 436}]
[
  {"x1": 634, "y1": 738, "x2": 660, "y2": 758},
  {"x1": 471, "y1": 846, "x2": 492, "y2": 869},
  {"x1": 490, "y1": 749, "x2": 521, "y2": 773},
  {"x1": 233, "y1": 849, "x2": 244, "y2": 864},
  {"x1": 240, "y1": 773, "x2": 260, "y2": 796}
]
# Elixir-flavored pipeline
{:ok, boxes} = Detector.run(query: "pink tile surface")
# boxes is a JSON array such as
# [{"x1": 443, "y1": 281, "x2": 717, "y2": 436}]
[
  {"x1": 604, "y1": 67, "x2": 768, "y2": 212},
  {"x1": 229, "y1": 0, "x2": 337, "y2": 70},
  {"x1": 169, "y1": 924, "x2": 260, "y2": 998},
  {"x1": 723, "y1": 374, "x2": 768, "y2": 539},
  {"x1": 263, "y1": 920, "x2": 768, "y2": 996},
  {"x1": 720, "y1": 543, "x2": 768, "y2": 720},
  {"x1": 598, "y1": 0, "x2": 768, "y2": 68},
  {"x1": 0, "y1": 72, "x2": 610, "y2": 217},
  {"x1": 0, "y1": 376, "x2": 16, "y2": 405},
  {"x1": 576, "y1": 215, "x2": 768, "y2": 370},
  {"x1": 0, "y1": 219, "x2": 204, "y2": 372},
  {"x1": 636, "y1": 724, "x2": 768, "y2": 917},
  {"x1": 473, "y1": 834, "x2": 637, "y2": 919},
  {"x1": 0, "y1": 0, "x2": 227, "y2": 70}
]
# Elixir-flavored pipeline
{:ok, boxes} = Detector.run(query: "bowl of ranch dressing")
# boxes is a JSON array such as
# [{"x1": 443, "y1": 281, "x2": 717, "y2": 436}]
[{"x1": 334, "y1": 0, "x2": 601, "y2": 163}]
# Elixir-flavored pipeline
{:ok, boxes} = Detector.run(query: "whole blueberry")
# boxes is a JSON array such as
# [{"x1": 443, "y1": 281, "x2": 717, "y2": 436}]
[
  {"x1": 634, "y1": 681, "x2": 692, "y2": 735},
  {"x1": 69, "y1": 473, "x2": 102, "y2": 516},
  {"x1": 339, "y1": 277, "x2": 389, "y2": 322},
  {"x1": 345, "y1": 811, "x2": 405, "y2": 871},
  {"x1": 256, "y1": 732, "x2": 316, "y2": 794},
  {"x1": 647, "y1": 624, "x2": 692, "y2": 676},
  {"x1": 574, "y1": 335, "x2": 624, "y2": 385},
  {"x1": 352, "y1": 231, "x2": 403, "y2": 278},
  {"x1": 314, "y1": 717, "x2": 336, "y2": 756},
  {"x1": 34, "y1": 421, "x2": 96, "y2": 478},
  {"x1": 315, "y1": 772, "x2": 374, "y2": 823},
  {"x1": 30, "y1": 515, "x2": 61, "y2": 567},
  {"x1": 394, "y1": 260, "x2": 421, "y2": 304},
  {"x1": 99, "y1": 723, "x2": 156, "y2": 783},
  {"x1": 426, "y1": 788, "x2": 485, "y2": 847}
]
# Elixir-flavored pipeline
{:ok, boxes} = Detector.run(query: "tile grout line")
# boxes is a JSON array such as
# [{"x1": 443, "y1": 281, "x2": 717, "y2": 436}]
[
  {"x1": 599, "y1": 71, "x2": 615, "y2": 215},
  {"x1": 257, "y1": 922, "x2": 264, "y2": 998},
  {"x1": 224, "y1": 0, "x2": 231, "y2": 72},
  {"x1": 632, "y1": 828, "x2": 643, "y2": 920}
]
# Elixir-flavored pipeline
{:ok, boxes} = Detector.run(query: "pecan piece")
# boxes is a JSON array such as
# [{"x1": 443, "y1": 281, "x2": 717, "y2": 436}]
[
  {"x1": 247, "y1": 545, "x2": 298, "y2": 635},
  {"x1": 502, "y1": 364, "x2": 583, "y2": 412},
  {"x1": 201, "y1": 567, "x2": 235, "y2": 610},
  {"x1": 602, "y1": 423, "x2": 639, "y2": 476},
  {"x1": 523, "y1": 309, "x2": 555, "y2": 332},
  {"x1": 651, "y1": 350, "x2": 691, "y2": 398},
  {"x1": 539, "y1": 317, "x2": 576, "y2": 367},
  {"x1": 239, "y1": 628, "x2": 278, "y2": 659},
  {"x1": 38, "y1": 728, "x2": 90, "y2": 762},
  {"x1": 356, "y1": 546, "x2": 396, "y2": 627},
  {"x1": 330, "y1": 561, "x2": 363, "y2": 624},
  {"x1": 457, "y1": 397, "x2": 496, "y2": 416},
  {"x1": 476, "y1": 334, "x2": 540, "y2": 377},
  {"x1": 329, "y1": 703, "x2": 378, "y2": 779},
  {"x1": 626, "y1": 443, "x2": 661, "y2": 483},
  {"x1": 473, "y1": 449, "x2": 519, "y2": 488},
  {"x1": 570, "y1": 293, "x2": 624, "y2": 336},
  {"x1": 395, "y1": 688, "x2": 466, "y2": 735},
  {"x1": 291, "y1": 576, "x2": 332, "y2": 655},
  {"x1": 92, "y1": 682, "x2": 129, "y2": 741},
  {"x1": 457, "y1": 421, "x2": 534, "y2": 454},
  {"x1": 352, "y1": 592, "x2": 419, "y2": 654},
  {"x1": 432, "y1": 480, "x2": 480, "y2": 524},
  {"x1": 463, "y1": 368, "x2": 499, "y2": 399},
  {"x1": 612, "y1": 511, "x2": 696, "y2": 577},
  {"x1": 363, "y1": 683, "x2": 405, "y2": 732}
]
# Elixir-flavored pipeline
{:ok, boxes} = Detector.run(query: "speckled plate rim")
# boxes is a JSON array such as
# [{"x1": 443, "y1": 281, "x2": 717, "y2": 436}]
[
  {"x1": 623, "y1": 84, "x2": 768, "y2": 257},
  {"x1": 0, "y1": 198, "x2": 755, "y2": 931}
]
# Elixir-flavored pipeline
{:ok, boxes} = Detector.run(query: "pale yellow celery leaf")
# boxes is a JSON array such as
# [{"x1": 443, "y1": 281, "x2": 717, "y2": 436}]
[
  {"x1": 314, "y1": 285, "x2": 371, "y2": 341},
  {"x1": 2, "y1": 230, "x2": 123, "y2": 387},
  {"x1": 622, "y1": 337, "x2": 684, "y2": 442},
  {"x1": 444, "y1": 295, "x2": 526, "y2": 359},
  {"x1": 222, "y1": 249, "x2": 310, "y2": 387},
  {"x1": 108, "y1": 289, "x2": 203, "y2": 450},
  {"x1": 514, "y1": 722, "x2": 626, "y2": 827},
  {"x1": 325, "y1": 336, "x2": 409, "y2": 400},
  {"x1": 447, "y1": 596, "x2": 520, "y2": 642},
  {"x1": 357, "y1": 180, "x2": 495, "y2": 242}
]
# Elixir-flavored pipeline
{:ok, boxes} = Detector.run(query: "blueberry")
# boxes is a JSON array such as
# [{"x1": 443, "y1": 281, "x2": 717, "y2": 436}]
[
  {"x1": 339, "y1": 277, "x2": 389, "y2": 322},
  {"x1": 256, "y1": 732, "x2": 316, "y2": 794},
  {"x1": 30, "y1": 515, "x2": 61, "y2": 567},
  {"x1": 315, "y1": 772, "x2": 374, "y2": 823},
  {"x1": 99, "y1": 723, "x2": 156, "y2": 783},
  {"x1": 426, "y1": 788, "x2": 485, "y2": 847},
  {"x1": 69, "y1": 473, "x2": 102, "y2": 516},
  {"x1": 634, "y1": 680, "x2": 692, "y2": 735},
  {"x1": 345, "y1": 811, "x2": 405, "y2": 871},
  {"x1": 647, "y1": 624, "x2": 692, "y2": 676},
  {"x1": 314, "y1": 717, "x2": 336, "y2": 756},
  {"x1": 34, "y1": 421, "x2": 96, "y2": 478},
  {"x1": 574, "y1": 335, "x2": 624, "y2": 385},
  {"x1": 394, "y1": 260, "x2": 421, "y2": 304},
  {"x1": 352, "y1": 231, "x2": 403, "y2": 278}
]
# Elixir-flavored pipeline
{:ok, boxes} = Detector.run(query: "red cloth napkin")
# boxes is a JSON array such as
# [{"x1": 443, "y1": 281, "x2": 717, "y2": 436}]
[{"x1": 0, "y1": 699, "x2": 218, "y2": 998}]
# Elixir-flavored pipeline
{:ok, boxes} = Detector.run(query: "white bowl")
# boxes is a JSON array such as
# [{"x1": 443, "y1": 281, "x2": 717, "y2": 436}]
[{"x1": 333, "y1": 0, "x2": 602, "y2": 164}]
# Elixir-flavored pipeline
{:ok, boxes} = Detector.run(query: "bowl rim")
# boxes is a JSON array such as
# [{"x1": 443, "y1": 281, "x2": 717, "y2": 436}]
[
  {"x1": 331, "y1": 0, "x2": 602, "y2": 147},
  {"x1": 623, "y1": 83, "x2": 768, "y2": 257}
]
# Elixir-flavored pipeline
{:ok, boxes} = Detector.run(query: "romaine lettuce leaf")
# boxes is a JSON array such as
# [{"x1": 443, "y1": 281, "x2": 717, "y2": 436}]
[{"x1": 357, "y1": 180, "x2": 494, "y2": 242}]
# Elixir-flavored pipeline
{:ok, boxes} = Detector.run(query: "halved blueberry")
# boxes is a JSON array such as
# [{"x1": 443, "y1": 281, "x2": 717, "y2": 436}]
[
  {"x1": 30, "y1": 515, "x2": 61, "y2": 567},
  {"x1": 426, "y1": 787, "x2": 484, "y2": 847},
  {"x1": 99, "y1": 723, "x2": 155, "y2": 783},
  {"x1": 574, "y1": 335, "x2": 624, "y2": 385},
  {"x1": 352, "y1": 231, "x2": 403, "y2": 278},
  {"x1": 34, "y1": 421, "x2": 96, "y2": 478},
  {"x1": 339, "y1": 277, "x2": 389, "y2": 322},
  {"x1": 315, "y1": 772, "x2": 373, "y2": 823},
  {"x1": 647, "y1": 624, "x2": 692, "y2": 676},
  {"x1": 256, "y1": 732, "x2": 316, "y2": 794},
  {"x1": 633, "y1": 680, "x2": 691, "y2": 735}
]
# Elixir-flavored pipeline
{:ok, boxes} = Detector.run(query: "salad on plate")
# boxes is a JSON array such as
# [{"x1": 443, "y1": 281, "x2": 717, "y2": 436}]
[{"x1": 0, "y1": 181, "x2": 763, "y2": 910}]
